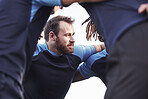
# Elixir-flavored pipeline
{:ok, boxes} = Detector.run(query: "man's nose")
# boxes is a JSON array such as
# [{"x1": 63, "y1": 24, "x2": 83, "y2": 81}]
[{"x1": 70, "y1": 36, "x2": 75, "y2": 43}]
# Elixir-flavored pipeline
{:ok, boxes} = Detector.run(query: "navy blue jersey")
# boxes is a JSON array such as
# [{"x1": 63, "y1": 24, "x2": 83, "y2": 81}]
[
  {"x1": 25, "y1": 0, "x2": 64, "y2": 80},
  {"x1": 0, "y1": 0, "x2": 31, "y2": 84},
  {"x1": 78, "y1": 49, "x2": 108, "y2": 84},
  {"x1": 25, "y1": 6, "x2": 54, "y2": 80},
  {"x1": 81, "y1": 0, "x2": 148, "y2": 51},
  {"x1": 23, "y1": 43, "x2": 96, "y2": 99}
]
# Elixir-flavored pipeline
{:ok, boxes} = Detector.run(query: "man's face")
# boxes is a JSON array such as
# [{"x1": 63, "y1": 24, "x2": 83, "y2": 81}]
[{"x1": 55, "y1": 21, "x2": 75, "y2": 54}]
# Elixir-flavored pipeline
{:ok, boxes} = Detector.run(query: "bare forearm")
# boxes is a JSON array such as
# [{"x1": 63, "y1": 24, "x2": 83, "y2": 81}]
[
  {"x1": 73, "y1": 70, "x2": 85, "y2": 83},
  {"x1": 93, "y1": 43, "x2": 106, "y2": 53},
  {"x1": 61, "y1": 0, "x2": 105, "y2": 6}
]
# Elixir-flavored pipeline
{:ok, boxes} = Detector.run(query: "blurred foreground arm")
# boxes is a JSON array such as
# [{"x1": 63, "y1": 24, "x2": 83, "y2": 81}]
[{"x1": 61, "y1": 0, "x2": 105, "y2": 6}]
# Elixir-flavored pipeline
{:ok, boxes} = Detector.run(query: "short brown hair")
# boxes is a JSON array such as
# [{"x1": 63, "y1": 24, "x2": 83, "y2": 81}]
[{"x1": 44, "y1": 15, "x2": 74, "y2": 41}]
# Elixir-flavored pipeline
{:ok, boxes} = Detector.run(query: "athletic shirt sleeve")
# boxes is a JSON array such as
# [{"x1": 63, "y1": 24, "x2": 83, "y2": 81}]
[
  {"x1": 78, "y1": 62, "x2": 96, "y2": 79},
  {"x1": 72, "y1": 45, "x2": 96, "y2": 62},
  {"x1": 78, "y1": 49, "x2": 107, "y2": 78},
  {"x1": 33, "y1": 43, "x2": 48, "y2": 56},
  {"x1": 32, "y1": 0, "x2": 62, "y2": 6},
  {"x1": 30, "y1": 0, "x2": 62, "y2": 21}
]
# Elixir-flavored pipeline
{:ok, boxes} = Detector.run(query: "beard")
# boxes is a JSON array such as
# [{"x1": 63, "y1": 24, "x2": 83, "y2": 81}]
[{"x1": 55, "y1": 37, "x2": 74, "y2": 54}]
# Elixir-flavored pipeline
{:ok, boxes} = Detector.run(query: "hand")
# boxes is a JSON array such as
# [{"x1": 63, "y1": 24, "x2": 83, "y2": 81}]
[
  {"x1": 53, "y1": 6, "x2": 63, "y2": 14},
  {"x1": 93, "y1": 44, "x2": 106, "y2": 52},
  {"x1": 138, "y1": 3, "x2": 148, "y2": 14}
]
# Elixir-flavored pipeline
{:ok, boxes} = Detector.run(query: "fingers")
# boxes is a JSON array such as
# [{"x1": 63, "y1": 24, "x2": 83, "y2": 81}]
[
  {"x1": 93, "y1": 44, "x2": 106, "y2": 52},
  {"x1": 138, "y1": 3, "x2": 148, "y2": 14}
]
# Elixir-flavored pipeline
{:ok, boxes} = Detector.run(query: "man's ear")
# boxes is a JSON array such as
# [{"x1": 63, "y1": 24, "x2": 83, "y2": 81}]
[{"x1": 49, "y1": 31, "x2": 56, "y2": 41}]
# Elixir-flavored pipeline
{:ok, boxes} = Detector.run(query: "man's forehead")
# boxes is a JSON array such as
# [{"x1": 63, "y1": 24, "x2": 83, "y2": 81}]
[
  {"x1": 59, "y1": 21, "x2": 73, "y2": 26},
  {"x1": 59, "y1": 22, "x2": 73, "y2": 30}
]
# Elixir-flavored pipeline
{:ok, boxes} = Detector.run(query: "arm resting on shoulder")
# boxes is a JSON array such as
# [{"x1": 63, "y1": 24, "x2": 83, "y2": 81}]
[
  {"x1": 93, "y1": 44, "x2": 106, "y2": 53},
  {"x1": 61, "y1": 0, "x2": 105, "y2": 6}
]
